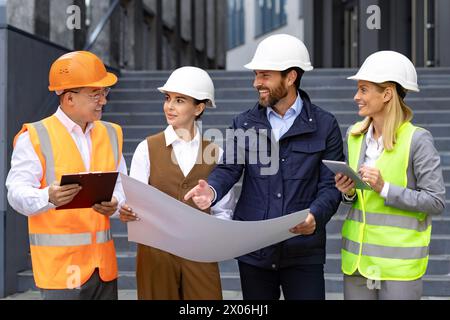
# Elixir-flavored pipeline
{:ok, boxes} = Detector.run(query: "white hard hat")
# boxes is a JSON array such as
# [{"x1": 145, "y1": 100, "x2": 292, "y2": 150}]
[
  {"x1": 158, "y1": 66, "x2": 216, "y2": 108},
  {"x1": 244, "y1": 34, "x2": 313, "y2": 72},
  {"x1": 348, "y1": 51, "x2": 419, "y2": 92}
]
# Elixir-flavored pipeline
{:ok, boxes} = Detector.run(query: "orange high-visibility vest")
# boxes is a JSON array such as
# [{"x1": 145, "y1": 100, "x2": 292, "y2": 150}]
[{"x1": 14, "y1": 115, "x2": 122, "y2": 289}]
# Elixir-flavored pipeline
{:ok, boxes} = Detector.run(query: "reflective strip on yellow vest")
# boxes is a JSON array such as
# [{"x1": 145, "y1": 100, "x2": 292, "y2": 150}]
[
  {"x1": 15, "y1": 115, "x2": 122, "y2": 289},
  {"x1": 341, "y1": 121, "x2": 431, "y2": 281},
  {"x1": 342, "y1": 238, "x2": 429, "y2": 260},
  {"x1": 346, "y1": 209, "x2": 431, "y2": 232}
]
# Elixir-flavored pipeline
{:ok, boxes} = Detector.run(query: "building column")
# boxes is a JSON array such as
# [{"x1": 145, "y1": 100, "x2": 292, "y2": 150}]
[
  {"x1": 312, "y1": 0, "x2": 324, "y2": 67},
  {"x1": 214, "y1": 0, "x2": 227, "y2": 69},
  {"x1": 73, "y1": 0, "x2": 86, "y2": 50},
  {"x1": 180, "y1": 0, "x2": 192, "y2": 66},
  {"x1": 50, "y1": 0, "x2": 75, "y2": 49},
  {"x1": 358, "y1": 0, "x2": 381, "y2": 62},
  {"x1": 412, "y1": 0, "x2": 425, "y2": 66},
  {"x1": 6, "y1": 0, "x2": 35, "y2": 34},
  {"x1": 121, "y1": 0, "x2": 146, "y2": 70},
  {"x1": 214, "y1": 0, "x2": 231, "y2": 69},
  {"x1": 202, "y1": 0, "x2": 208, "y2": 67},
  {"x1": 321, "y1": 0, "x2": 333, "y2": 67},
  {"x1": 193, "y1": 0, "x2": 205, "y2": 67},
  {"x1": 134, "y1": 0, "x2": 145, "y2": 70},
  {"x1": 155, "y1": 0, "x2": 162, "y2": 69},
  {"x1": 303, "y1": 0, "x2": 315, "y2": 66},
  {"x1": 109, "y1": 0, "x2": 123, "y2": 69},
  {"x1": 174, "y1": 0, "x2": 181, "y2": 67},
  {"x1": 435, "y1": 0, "x2": 450, "y2": 66},
  {"x1": 34, "y1": 0, "x2": 50, "y2": 39},
  {"x1": 122, "y1": 0, "x2": 135, "y2": 69},
  {"x1": 387, "y1": 0, "x2": 411, "y2": 57},
  {"x1": 190, "y1": 0, "x2": 196, "y2": 65}
]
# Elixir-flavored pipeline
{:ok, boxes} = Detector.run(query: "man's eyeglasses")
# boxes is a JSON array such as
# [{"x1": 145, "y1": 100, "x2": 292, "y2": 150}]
[{"x1": 64, "y1": 88, "x2": 111, "y2": 102}]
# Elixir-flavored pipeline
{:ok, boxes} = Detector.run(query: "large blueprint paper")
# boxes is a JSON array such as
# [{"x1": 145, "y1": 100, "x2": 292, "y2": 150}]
[{"x1": 121, "y1": 174, "x2": 308, "y2": 262}]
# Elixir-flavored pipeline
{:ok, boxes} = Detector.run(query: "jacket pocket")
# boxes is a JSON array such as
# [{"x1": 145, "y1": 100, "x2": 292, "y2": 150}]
[
  {"x1": 291, "y1": 139, "x2": 326, "y2": 154},
  {"x1": 282, "y1": 140, "x2": 326, "y2": 180}
]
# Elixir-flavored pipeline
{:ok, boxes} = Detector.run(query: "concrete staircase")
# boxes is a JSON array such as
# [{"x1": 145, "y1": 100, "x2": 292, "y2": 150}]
[{"x1": 17, "y1": 69, "x2": 450, "y2": 298}]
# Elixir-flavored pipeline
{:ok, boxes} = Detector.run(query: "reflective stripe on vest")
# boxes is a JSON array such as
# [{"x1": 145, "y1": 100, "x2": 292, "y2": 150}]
[
  {"x1": 29, "y1": 230, "x2": 112, "y2": 247},
  {"x1": 101, "y1": 121, "x2": 119, "y2": 165},
  {"x1": 31, "y1": 120, "x2": 120, "y2": 182},
  {"x1": 32, "y1": 121, "x2": 56, "y2": 184},
  {"x1": 343, "y1": 238, "x2": 429, "y2": 260},
  {"x1": 347, "y1": 209, "x2": 430, "y2": 232}
]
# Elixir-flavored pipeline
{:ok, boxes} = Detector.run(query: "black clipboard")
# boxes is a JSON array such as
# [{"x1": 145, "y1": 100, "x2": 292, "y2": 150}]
[
  {"x1": 56, "y1": 172, "x2": 119, "y2": 210},
  {"x1": 322, "y1": 160, "x2": 373, "y2": 190}
]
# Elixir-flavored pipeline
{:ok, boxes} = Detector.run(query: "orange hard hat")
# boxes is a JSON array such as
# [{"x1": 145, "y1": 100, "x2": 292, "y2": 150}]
[{"x1": 48, "y1": 51, "x2": 118, "y2": 92}]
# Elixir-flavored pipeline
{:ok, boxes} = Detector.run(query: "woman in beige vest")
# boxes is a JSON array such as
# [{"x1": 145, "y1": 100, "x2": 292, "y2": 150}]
[{"x1": 119, "y1": 67, "x2": 235, "y2": 300}]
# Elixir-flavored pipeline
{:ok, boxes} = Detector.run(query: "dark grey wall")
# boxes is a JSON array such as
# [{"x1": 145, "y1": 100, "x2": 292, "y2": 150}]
[
  {"x1": 1, "y1": 26, "x2": 67, "y2": 297},
  {"x1": 436, "y1": 0, "x2": 450, "y2": 67},
  {"x1": 0, "y1": 27, "x2": 7, "y2": 299},
  {"x1": 305, "y1": 0, "x2": 450, "y2": 68},
  {"x1": 303, "y1": 0, "x2": 314, "y2": 64},
  {"x1": 358, "y1": 0, "x2": 381, "y2": 62},
  {"x1": 358, "y1": 0, "x2": 413, "y2": 63},
  {"x1": 412, "y1": 0, "x2": 425, "y2": 66},
  {"x1": 388, "y1": 0, "x2": 411, "y2": 56}
]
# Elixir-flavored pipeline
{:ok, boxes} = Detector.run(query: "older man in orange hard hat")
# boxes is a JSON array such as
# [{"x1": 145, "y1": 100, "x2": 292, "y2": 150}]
[{"x1": 5, "y1": 51, "x2": 127, "y2": 300}]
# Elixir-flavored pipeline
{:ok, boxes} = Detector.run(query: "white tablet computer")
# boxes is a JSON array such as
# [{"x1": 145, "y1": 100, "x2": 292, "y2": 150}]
[{"x1": 322, "y1": 160, "x2": 372, "y2": 190}]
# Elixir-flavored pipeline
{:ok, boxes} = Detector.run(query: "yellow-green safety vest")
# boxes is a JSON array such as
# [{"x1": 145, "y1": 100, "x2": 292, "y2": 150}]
[{"x1": 341, "y1": 121, "x2": 431, "y2": 281}]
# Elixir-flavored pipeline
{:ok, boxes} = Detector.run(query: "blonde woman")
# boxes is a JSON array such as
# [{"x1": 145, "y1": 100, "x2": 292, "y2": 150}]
[
  {"x1": 119, "y1": 67, "x2": 235, "y2": 300},
  {"x1": 335, "y1": 51, "x2": 445, "y2": 300}
]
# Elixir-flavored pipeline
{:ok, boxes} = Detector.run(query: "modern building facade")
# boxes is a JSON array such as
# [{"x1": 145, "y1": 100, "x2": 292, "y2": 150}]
[
  {"x1": 5, "y1": 0, "x2": 227, "y2": 70},
  {"x1": 226, "y1": 0, "x2": 450, "y2": 69},
  {"x1": 227, "y1": 0, "x2": 304, "y2": 69},
  {"x1": 1, "y1": 0, "x2": 450, "y2": 299}
]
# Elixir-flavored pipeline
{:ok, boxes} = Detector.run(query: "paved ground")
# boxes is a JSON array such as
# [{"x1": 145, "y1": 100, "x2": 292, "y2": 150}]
[
  {"x1": 0, "y1": 290, "x2": 242, "y2": 300},
  {"x1": 2, "y1": 290, "x2": 448, "y2": 300},
  {"x1": 1, "y1": 290, "x2": 343, "y2": 300}
]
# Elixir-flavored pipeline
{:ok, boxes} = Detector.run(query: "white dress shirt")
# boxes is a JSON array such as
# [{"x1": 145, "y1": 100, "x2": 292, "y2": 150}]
[
  {"x1": 129, "y1": 124, "x2": 235, "y2": 220},
  {"x1": 5, "y1": 107, "x2": 127, "y2": 216},
  {"x1": 363, "y1": 124, "x2": 390, "y2": 198}
]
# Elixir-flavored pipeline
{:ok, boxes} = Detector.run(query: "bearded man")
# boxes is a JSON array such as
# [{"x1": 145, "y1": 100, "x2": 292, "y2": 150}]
[{"x1": 185, "y1": 34, "x2": 344, "y2": 300}]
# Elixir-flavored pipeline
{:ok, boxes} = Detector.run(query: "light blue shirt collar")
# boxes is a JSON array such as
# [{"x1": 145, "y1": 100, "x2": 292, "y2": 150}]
[
  {"x1": 266, "y1": 94, "x2": 302, "y2": 120},
  {"x1": 265, "y1": 94, "x2": 303, "y2": 141}
]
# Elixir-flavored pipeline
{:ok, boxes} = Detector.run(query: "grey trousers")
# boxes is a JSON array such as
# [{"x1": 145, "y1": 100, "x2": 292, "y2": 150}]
[
  {"x1": 344, "y1": 273, "x2": 423, "y2": 300},
  {"x1": 40, "y1": 268, "x2": 118, "y2": 300}
]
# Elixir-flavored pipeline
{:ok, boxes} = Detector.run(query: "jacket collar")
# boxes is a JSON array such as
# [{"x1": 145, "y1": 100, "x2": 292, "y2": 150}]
[{"x1": 246, "y1": 89, "x2": 317, "y2": 139}]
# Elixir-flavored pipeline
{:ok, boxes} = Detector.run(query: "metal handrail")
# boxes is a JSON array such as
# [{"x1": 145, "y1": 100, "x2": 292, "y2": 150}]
[{"x1": 83, "y1": 0, "x2": 121, "y2": 51}]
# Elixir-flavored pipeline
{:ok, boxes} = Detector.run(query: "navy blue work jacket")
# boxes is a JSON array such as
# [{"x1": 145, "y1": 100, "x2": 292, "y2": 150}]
[{"x1": 208, "y1": 90, "x2": 344, "y2": 269}]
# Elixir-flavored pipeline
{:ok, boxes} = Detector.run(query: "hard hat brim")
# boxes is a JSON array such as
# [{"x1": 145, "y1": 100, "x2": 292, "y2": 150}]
[
  {"x1": 244, "y1": 61, "x2": 314, "y2": 72},
  {"x1": 48, "y1": 72, "x2": 118, "y2": 91},
  {"x1": 347, "y1": 74, "x2": 420, "y2": 92},
  {"x1": 157, "y1": 86, "x2": 216, "y2": 108}
]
